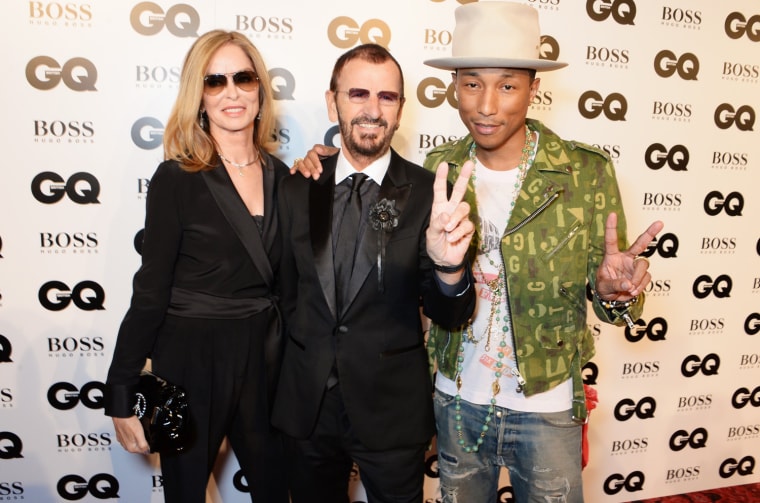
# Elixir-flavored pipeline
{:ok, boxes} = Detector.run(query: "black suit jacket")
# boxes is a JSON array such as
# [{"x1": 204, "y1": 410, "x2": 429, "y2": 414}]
[{"x1": 272, "y1": 149, "x2": 474, "y2": 450}]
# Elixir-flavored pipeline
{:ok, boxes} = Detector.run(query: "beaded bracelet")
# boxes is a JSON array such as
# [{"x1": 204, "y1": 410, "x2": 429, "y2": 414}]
[{"x1": 593, "y1": 291, "x2": 639, "y2": 310}]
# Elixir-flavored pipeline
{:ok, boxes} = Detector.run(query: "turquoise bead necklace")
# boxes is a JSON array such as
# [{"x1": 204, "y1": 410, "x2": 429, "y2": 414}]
[{"x1": 453, "y1": 125, "x2": 536, "y2": 453}]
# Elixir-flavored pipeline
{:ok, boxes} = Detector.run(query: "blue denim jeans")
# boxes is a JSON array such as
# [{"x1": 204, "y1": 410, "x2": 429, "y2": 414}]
[{"x1": 433, "y1": 389, "x2": 584, "y2": 503}]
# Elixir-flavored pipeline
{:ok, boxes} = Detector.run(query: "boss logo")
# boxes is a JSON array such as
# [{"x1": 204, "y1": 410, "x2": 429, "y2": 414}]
[
  {"x1": 131, "y1": 117, "x2": 164, "y2": 150},
  {"x1": 678, "y1": 394, "x2": 712, "y2": 409},
  {"x1": 531, "y1": 90, "x2": 554, "y2": 107},
  {"x1": 722, "y1": 62, "x2": 760, "y2": 79},
  {"x1": 0, "y1": 481, "x2": 24, "y2": 497},
  {"x1": 727, "y1": 424, "x2": 760, "y2": 438},
  {"x1": 40, "y1": 232, "x2": 98, "y2": 250},
  {"x1": 34, "y1": 120, "x2": 94, "y2": 139},
  {"x1": 234, "y1": 15, "x2": 293, "y2": 35},
  {"x1": 578, "y1": 90, "x2": 627, "y2": 120},
  {"x1": 0, "y1": 432, "x2": 23, "y2": 459},
  {"x1": 417, "y1": 77, "x2": 457, "y2": 109},
  {"x1": 725, "y1": 12, "x2": 760, "y2": 41},
  {"x1": 624, "y1": 317, "x2": 667, "y2": 342},
  {"x1": 692, "y1": 274, "x2": 732, "y2": 298},
  {"x1": 662, "y1": 7, "x2": 702, "y2": 25},
  {"x1": 48, "y1": 336, "x2": 104, "y2": 353},
  {"x1": 714, "y1": 103, "x2": 756, "y2": 130},
  {"x1": 614, "y1": 397, "x2": 656, "y2": 421},
  {"x1": 38, "y1": 280, "x2": 105, "y2": 311},
  {"x1": 603, "y1": 471, "x2": 645, "y2": 495},
  {"x1": 712, "y1": 151, "x2": 749, "y2": 167},
  {"x1": 56, "y1": 433, "x2": 112, "y2": 449},
  {"x1": 611, "y1": 437, "x2": 648, "y2": 453},
  {"x1": 586, "y1": 46, "x2": 629, "y2": 64},
  {"x1": 47, "y1": 381, "x2": 105, "y2": 410},
  {"x1": 740, "y1": 354, "x2": 760, "y2": 367},
  {"x1": 423, "y1": 28, "x2": 452, "y2": 48},
  {"x1": 703, "y1": 191, "x2": 744, "y2": 216},
  {"x1": 621, "y1": 361, "x2": 660, "y2": 376},
  {"x1": 665, "y1": 466, "x2": 701, "y2": 481},
  {"x1": 652, "y1": 101, "x2": 692, "y2": 118},
  {"x1": 418, "y1": 134, "x2": 459, "y2": 151},
  {"x1": 31, "y1": 172, "x2": 100, "y2": 204},
  {"x1": 270, "y1": 127, "x2": 291, "y2": 146},
  {"x1": 57, "y1": 473, "x2": 119, "y2": 500},
  {"x1": 591, "y1": 144, "x2": 620, "y2": 159},
  {"x1": 586, "y1": 0, "x2": 637, "y2": 25},
  {"x1": 654, "y1": 50, "x2": 699, "y2": 80},
  {"x1": 130, "y1": 2, "x2": 199, "y2": 37},
  {"x1": 732, "y1": 387, "x2": 760, "y2": 408},
  {"x1": 689, "y1": 318, "x2": 725, "y2": 332},
  {"x1": 26, "y1": 56, "x2": 97, "y2": 91},
  {"x1": 135, "y1": 65, "x2": 180, "y2": 84},
  {"x1": 719, "y1": 457, "x2": 755, "y2": 478},
  {"x1": 29, "y1": 2, "x2": 92, "y2": 21},
  {"x1": 669, "y1": 428, "x2": 708, "y2": 451},
  {"x1": 327, "y1": 16, "x2": 391, "y2": 49},
  {"x1": 645, "y1": 279, "x2": 672, "y2": 294}
]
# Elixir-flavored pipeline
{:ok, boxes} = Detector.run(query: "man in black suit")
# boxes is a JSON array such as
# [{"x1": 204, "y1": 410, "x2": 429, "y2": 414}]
[{"x1": 272, "y1": 44, "x2": 476, "y2": 503}]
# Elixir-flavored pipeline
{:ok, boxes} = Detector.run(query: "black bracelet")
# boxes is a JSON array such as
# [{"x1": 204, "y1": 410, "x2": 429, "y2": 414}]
[{"x1": 433, "y1": 259, "x2": 467, "y2": 274}]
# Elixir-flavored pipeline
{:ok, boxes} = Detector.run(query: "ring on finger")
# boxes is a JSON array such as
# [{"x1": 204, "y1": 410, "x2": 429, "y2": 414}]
[{"x1": 633, "y1": 255, "x2": 650, "y2": 265}]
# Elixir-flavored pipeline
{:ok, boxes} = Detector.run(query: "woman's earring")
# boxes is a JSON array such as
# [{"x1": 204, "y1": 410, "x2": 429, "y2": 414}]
[{"x1": 198, "y1": 110, "x2": 206, "y2": 129}]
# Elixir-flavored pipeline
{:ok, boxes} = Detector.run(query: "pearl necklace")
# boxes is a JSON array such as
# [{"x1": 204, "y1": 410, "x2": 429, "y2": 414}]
[
  {"x1": 452, "y1": 125, "x2": 536, "y2": 453},
  {"x1": 218, "y1": 152, "x2": 259, "y2": 176}
]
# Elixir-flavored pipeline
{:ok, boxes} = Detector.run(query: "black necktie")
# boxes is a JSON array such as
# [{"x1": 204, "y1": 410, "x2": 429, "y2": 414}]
[{"x1": 334, "y1": 172, "x2": 367, "y2": 313}]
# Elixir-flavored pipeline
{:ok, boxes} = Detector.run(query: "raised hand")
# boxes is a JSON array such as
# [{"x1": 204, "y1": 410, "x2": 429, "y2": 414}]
[
  {"x1": 595, "y1": 212, "x2": 664, "y2": 301},
  {"x1": 426, "y1": 161, "x2": 475, "y2": 282}
]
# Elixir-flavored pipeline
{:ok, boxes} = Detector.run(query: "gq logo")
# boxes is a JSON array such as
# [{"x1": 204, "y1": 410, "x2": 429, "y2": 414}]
[
  {"x1": 26, "y1": 56, "x2": 97, "y2": 91},
  {"x1": 32, "y1": 172, "x2": 100, "y2": 204},
  {"x1": 327, "y1": 16, "x2": 391, "y2": 49},
  {"x1": 57, "y1": 474, "x2": 119, "y2": 500},
  {"x1": 624, "y1": 317, "x2": 668, "y2": 342},
  {"x1": 719, "y1": 457, "x2": 755, "y2": 478},
  {"x1": 47, "y1": 381, "x2": 105, "y2": 410},
  {"x1": 38, "y1": 280, "x2": 106, "y2": 311},
  {"x1": 732, "y1": 386, "x2": 760, "y2": 408},
  {"x1": 539, "y1": 35, "x2": 561, "y2": 62},
  {"x1": 603, "y1": 471, "x2": 644, "y2": 495},
  {"x1": 131, "y1": 117, "x2": 164, "y2": 150},
  {"x1": 714, "y1": 103, "x2": 756, "y2": 130},
  {"x1": 578, "y1": 91, "x2": 627, "y2": 121},
  {"x1": 644, "y1": 143, "x2": 689, "y2": 171},
  {"x1": 692, "y1": 274, "x2": 732, "y2": 299},
  {"x1": 130, "y1": 2, "x2": 199, "y2": 37},
  {"x1": 586, "y1": 0, "x2": 637, "y2": 25},
  {"x1": 669, "y1": 428, "x2": 708, "y2": 451},
  {"x1": 653, "y1": 50, "x2": 699, "y2": 80},
  {"x1": 614, "y1": 397, "x2": 656, "y2": 421},
  {"x1": 725, "y1": 12, "x2": 760, "y2": 41},
  {"x1": 0, "y1": 432, "x2": 23, "y2": 459},
  {"x1": 681, "y1": 353, "x2": 720, "y2": 377},
  {"x1": 746, "y1": 313, "x2": 760, "y2": 335},
  {"x1": 0, "y1": 334, "x2": 12, "y2": 363},
  {"x1": 417, "y1": 77, "x2": 457, "y2": 109},
  {"x1": 639, "y1": 232, "x2": 678, "y2": 258},
  {"x1": 703, "y1": 191, "x2": 744, "y2": 216}
]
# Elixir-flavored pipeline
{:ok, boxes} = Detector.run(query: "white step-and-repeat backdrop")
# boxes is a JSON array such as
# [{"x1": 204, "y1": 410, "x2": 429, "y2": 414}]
[{"x1": 1, "y1": 0, "x2": 759, "y2": 501}]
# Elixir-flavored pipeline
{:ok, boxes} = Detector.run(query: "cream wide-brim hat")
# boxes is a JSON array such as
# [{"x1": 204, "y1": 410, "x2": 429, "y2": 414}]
[{"x1": 424, "y1": 1, "x2": 567, "y2": 72}]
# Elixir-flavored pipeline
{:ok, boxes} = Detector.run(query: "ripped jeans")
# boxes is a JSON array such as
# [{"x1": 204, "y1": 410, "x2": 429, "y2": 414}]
[{"x1": 433, "y1": 389, "x2": 583, "y2": 503}]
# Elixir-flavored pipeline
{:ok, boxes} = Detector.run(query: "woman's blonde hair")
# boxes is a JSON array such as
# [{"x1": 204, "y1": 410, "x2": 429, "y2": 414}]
[{"x1": 163, "y1": 30, "x2": 277, "y2": 172}]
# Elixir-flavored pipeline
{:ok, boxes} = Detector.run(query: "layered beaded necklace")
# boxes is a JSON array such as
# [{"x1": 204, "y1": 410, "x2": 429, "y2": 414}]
[{"x1": 452, "y1": 125, "x2": 536, "y2": 453}]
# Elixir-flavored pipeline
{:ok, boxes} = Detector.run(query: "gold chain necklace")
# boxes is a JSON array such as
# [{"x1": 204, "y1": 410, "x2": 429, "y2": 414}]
[{"x1": 218, "y1": 151, "x2": 259, "y2": 176}]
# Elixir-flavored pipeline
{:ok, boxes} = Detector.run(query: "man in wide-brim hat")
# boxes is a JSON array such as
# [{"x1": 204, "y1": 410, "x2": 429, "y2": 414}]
[{"x1": 423, "y1": 2, "x2": 663, "y2": 502}]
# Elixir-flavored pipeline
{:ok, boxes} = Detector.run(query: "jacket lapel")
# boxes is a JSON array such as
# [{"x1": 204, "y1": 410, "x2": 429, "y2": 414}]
[
  {"x1": 341, "y1": 150, "x2": 411, "y2": 316},
  {"x1": 310, "y1": 159, "x2": 338, "y2": 319},
  {"x1": 201, "y1": 164, "x2": 273, "y2": 287}
]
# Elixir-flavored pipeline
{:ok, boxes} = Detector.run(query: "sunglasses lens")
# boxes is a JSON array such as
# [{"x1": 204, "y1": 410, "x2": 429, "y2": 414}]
[
  {"x1": 204, "y1": 74, "x2": 227, "y2": 94},
  {"x1": 347, "y1": 88, "x2": 371, "y2": 102},
  {"x1": 233, "y1": 71, "x2": 259, "y2": 91}
]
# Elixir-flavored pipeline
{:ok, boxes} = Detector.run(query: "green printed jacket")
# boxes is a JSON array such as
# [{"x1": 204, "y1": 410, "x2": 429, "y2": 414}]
[{"x1": 424, "y1": 119, "x2": 644, "y2": 421}]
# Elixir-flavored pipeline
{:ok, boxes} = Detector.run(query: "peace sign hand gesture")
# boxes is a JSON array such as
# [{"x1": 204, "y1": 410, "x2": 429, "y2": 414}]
[{"x1": 426, "y1": 161, "x2": 475, "y2": 283}]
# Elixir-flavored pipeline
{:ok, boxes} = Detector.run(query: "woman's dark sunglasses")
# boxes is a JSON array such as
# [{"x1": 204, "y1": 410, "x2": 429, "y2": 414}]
[{"x1": 203, "y1": 70, "x2": 259, "y2": 95}]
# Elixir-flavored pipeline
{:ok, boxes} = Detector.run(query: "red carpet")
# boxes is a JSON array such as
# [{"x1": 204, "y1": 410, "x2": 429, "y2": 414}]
[{"x1": 630, "y1": 482, "x2": 760, "y2": 502}]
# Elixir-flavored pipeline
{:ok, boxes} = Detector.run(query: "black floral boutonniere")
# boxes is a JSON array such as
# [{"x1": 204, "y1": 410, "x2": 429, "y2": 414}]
[{"x1": 369, "y1": 198, "x2": 399, "y2": 293}]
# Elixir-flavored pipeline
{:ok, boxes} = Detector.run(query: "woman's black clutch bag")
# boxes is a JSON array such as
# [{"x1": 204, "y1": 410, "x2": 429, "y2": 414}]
[{"x1": 133, "y1": 370, "x2": 191, "y2": 453}]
